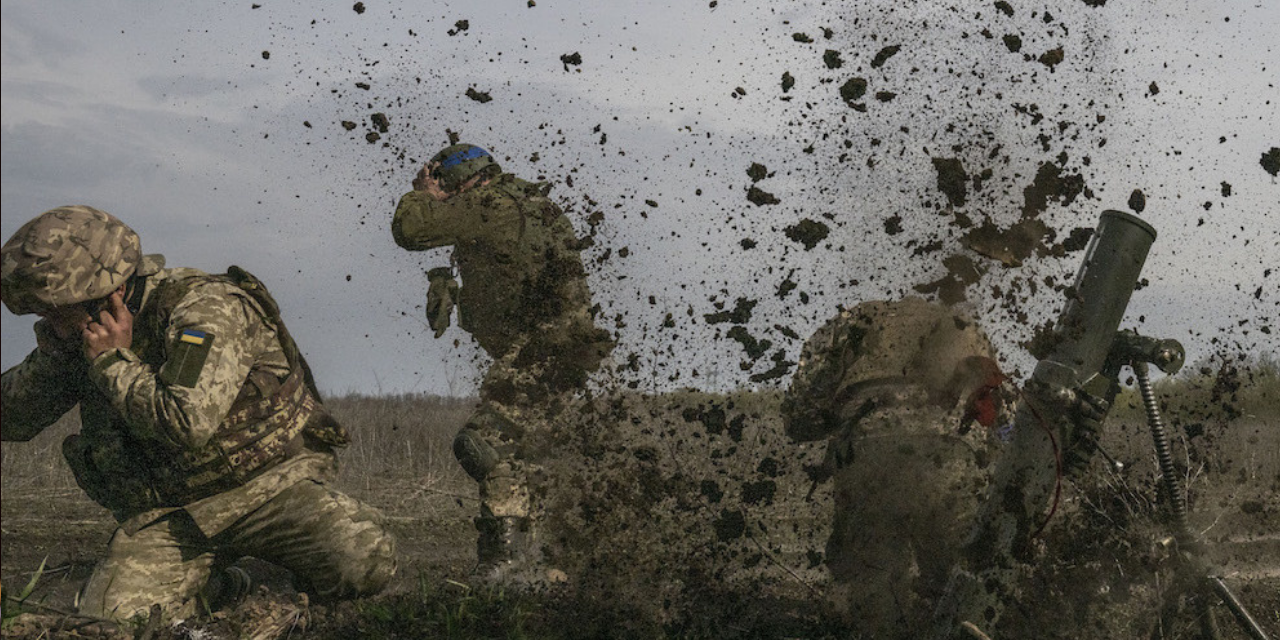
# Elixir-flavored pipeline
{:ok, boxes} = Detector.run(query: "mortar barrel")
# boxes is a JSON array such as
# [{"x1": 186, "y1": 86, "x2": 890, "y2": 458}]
[{"x1": 1043, "y1": 209, "x2": 1156, "y2": 386}]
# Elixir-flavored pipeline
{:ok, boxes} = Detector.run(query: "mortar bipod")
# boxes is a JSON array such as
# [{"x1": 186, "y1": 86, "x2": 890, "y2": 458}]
[{"x1": 1113, "y1": 331, "x2": 1270, "y2": 640}]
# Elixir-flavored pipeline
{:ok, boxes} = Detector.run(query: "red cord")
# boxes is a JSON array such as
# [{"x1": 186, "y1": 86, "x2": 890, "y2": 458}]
[{"x1": 1016, "y1": 387, "x2": 1064, "y2": 540}]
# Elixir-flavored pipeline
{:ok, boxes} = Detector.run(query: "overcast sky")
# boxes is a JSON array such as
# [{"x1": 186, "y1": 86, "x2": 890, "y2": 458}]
[{"x1": 2, "y1": 0, "x2": 1276, "y2": 396}]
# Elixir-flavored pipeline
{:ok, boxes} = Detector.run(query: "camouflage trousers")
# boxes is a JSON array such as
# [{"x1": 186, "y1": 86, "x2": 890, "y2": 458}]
[
  {"x1": 463, "y1": 399, "x2": 552, "y2": 521},
  {"x1": 824, "y1": 403, "x2": 998, "y2": 638},
  {"x1": 464, "y1": 333, "x2": 604, "y2": 521},
  {"x1": 78, "y1": 478, "x2": 396, "y2": 621}
]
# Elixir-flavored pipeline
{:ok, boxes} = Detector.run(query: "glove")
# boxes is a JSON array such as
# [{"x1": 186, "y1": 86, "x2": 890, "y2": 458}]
[
  {"x1": 1024, "y1": 378, "x2": 1110, "y2": 476},
  {"x1": 425, "y1": 267, "x2": 459, "y2": 339},
  {"x1": 1061, "y1": 388, "x2": 1109, "y2": 476}
]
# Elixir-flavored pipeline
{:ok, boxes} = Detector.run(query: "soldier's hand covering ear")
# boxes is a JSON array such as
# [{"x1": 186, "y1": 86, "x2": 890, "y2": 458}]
[
  {"x1": 413, "y1": 163, "x2": 451, "y2": 201},
  {"x1": 83, "y1": 289, "x2": 133, "y2": 361},
  {"x1": 426, "y1": 267, "x2": 459, "y2": 339},
  {"x1": 412, "y1": 163, "x2": 432, "y2": 191}
]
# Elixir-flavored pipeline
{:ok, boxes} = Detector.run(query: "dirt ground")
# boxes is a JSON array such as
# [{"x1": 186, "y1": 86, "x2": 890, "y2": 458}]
[{"x1": 2, "y1": 392, "x2": 1277, "y2": 639}]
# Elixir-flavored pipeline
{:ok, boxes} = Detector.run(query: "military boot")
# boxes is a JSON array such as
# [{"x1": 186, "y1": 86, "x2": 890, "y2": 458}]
[
  {"x1": 473, "y1": 516, "x2": 563, "y2": 588},
  {"x1": 202, "y1": 566, "x2": 254, "y2": 612}
]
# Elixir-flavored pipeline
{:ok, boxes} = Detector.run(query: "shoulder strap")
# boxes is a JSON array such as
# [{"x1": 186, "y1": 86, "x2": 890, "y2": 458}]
[{"x1": 223, "y1": 266, "x2": 325, "y2": 402}]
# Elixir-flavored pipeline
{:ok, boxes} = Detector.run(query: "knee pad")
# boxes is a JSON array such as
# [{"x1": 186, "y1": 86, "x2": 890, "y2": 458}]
[{"x1": 453, "y1": 427, "x2": 500, "y2": 483}]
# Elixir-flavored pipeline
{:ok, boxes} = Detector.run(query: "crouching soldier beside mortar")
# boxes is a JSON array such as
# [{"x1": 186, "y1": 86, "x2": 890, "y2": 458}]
[
  {"x1": 782, "y1": 298, "x2": 1021, "y2": 639},
  {"x1": 1, "y1": 207, "x2": 396, "y2": 623},
  {"x1": 391, "y1": 143, "x2": 614, "y2": 584}
]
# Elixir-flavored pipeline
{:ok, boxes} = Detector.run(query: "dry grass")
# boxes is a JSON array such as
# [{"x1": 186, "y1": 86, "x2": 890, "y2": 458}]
[
  {"x1": 0, "y1": 394, "x2": 474, "y2": 495},
  {"x1": 0, "y1": 412, "x2": 82, "y2": 493},
  {"x1": 2, "y1": 370, "x2": 1275, "y2": 639},
  {"x1": 325, "y1": 392, "x2": 473, "y2": 491}
]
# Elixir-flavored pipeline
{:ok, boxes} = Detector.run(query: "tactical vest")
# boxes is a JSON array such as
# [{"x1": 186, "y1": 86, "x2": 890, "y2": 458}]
[{"x1": 67, "y1": 266, "x2": 347, "y2": 512}]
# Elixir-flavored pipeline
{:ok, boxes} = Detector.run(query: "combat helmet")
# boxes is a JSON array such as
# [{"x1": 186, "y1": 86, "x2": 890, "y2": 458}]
[
  {"x1": 1, "y1": 206, "x2": 141, "y2": 315},
  {"x1": 429, "y1": 143, "x2": 501, "y2": 192}
]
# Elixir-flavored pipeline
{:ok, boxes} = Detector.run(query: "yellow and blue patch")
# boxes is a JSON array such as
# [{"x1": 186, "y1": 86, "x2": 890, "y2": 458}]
[
  {"x1": 161, "y1": 330, "x2": 216, "y2": 388},
  {"x1": 179, "y1": 329, "x2": 207, "y2": 345}
]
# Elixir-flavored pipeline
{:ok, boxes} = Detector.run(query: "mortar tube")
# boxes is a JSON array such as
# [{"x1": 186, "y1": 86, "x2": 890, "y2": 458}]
[{"x1": 935, "y1": 210, "x2": 1157, "y2": 638}]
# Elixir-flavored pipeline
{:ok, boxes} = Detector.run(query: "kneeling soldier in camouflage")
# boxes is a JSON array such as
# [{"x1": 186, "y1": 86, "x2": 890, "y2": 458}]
[
  {"x1": 782, "y1": 298, "x2": 1015, "y2": 638},
  {"x1": 1, "y1": 206, "x2": 396, "y2": 622}
]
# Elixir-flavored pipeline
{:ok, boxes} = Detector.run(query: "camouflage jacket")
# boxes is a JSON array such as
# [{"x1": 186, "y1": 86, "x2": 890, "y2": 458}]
[
  {"x1": 392, "y1": 173, "x2": 613, "y2": 374},
  {"x1": 782, "y1": 298, "x2": 1012, "y2": 446},
  {"x1": 1, "y1": 255, "x2": 333, "y2": 536}
]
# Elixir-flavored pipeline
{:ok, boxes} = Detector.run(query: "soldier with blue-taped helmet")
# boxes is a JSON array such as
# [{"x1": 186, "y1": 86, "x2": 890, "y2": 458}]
[{"x1": 393, "y1": 141, "x2": 614, "y2": 585}]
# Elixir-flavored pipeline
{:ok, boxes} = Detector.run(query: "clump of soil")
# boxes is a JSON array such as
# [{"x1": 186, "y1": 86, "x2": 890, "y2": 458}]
[
  {"x1": 914, "y1": 253, "x2": 985, "y2": 303},
  {"x1": 1261, "y1": 146, "x2": 1280, "y2": 177},
  {"x1": 839, "y1": 77, "x2": 868, "y2": 107},
  {"x1": 1061, "y1": 226, "x2": 1093, "y2": 252},
  {"x1": 870, "y1": 45, "x2": 901, "y2": 68},
  {"x1": 560, "y1": 52, "x2": 582, "y2": 71},
  {"x1": 1038, "y1": 46, "x2": 1065, "y2": 69},
  {"x1": 464, "y1": 87, "x2": 492, "y2": 103},
  {"x1": 932, "y1": 157, "x2": 969, "y2": 207},
  {"x1": 746, "y1": 185, "x2": 780, "y2": 206},
  {"x1": 783, "y1": 219, "x2": 831, "y2": 250},
  {"x1": 1128, "y1": 188, "x2": 1146, "y2": 213},
  {"x1": 703, "y1": 297, "x2": 758, "y2": 324},
  {"x1": 447, "y1": 19, "x2": 470, "y2": 36},
  {"x1": 1022, "y1": 160, "x2": 1085, "y2": 216},
  {"x1": 962, "y1": 217, "x2": 1050, "y2": 267},
  {"x1": 727, "y1": 325, "x2": 771, "y2": 360}
]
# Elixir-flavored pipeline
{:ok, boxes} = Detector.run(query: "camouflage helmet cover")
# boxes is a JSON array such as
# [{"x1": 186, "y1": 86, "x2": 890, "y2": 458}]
[
  {"x1": 1, "y1": 206, "x2": 141, "y2": 315},
  {"x1": 429, "y1": 143, "x2": 500, "y2": 192}
]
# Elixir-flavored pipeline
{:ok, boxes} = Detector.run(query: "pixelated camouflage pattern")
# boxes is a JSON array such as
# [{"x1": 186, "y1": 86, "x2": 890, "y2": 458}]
[
  {"x1": 77, "y1": 453, "x2": 396, "y2": 622},
  {"x1": 1, "y1": 262, "x2": 323, "y2": 531},
  {"x1": 393, "y1": 174, "x2": 612, "y2": 369},
  {"x1": 393, "y1": 174, "x2": 614, "y2": 519},
  {"x1": 129, "y1": 269, "x2": 347, "y2": 506},
  {"x1": 3, "y1": 252, "x2": 392, "y2": 621},
  {"x1": 1, "y1": 206, "x2": 141, "y2": 315},
  {"x1": 782, "y1": 299, "x2": 1006, "y2": 637}
]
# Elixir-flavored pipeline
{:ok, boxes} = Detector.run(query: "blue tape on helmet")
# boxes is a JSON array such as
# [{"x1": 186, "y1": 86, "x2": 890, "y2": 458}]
[{"x1": 440, "y1": 146, "x2": 491, "y2": 169}]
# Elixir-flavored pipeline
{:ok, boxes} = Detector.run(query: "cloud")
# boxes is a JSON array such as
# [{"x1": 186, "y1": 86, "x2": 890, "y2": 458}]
[{"x1": 3, "y1": 0, "x2": 1276, "y2": 393}]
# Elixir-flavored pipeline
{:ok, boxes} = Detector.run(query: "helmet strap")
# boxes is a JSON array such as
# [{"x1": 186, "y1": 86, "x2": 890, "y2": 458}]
[{"x1": 124, "y1": 274, "x2": 147, "y2": 315}]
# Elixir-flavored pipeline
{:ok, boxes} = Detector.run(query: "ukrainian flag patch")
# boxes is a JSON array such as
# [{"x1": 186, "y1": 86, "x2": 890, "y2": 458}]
[
  {"x1": 179, "y1": 329, "x2": 207, "y2": 345},
  {"x1": 161, "y1": 330, "x2": 216, "y2": 388}
]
